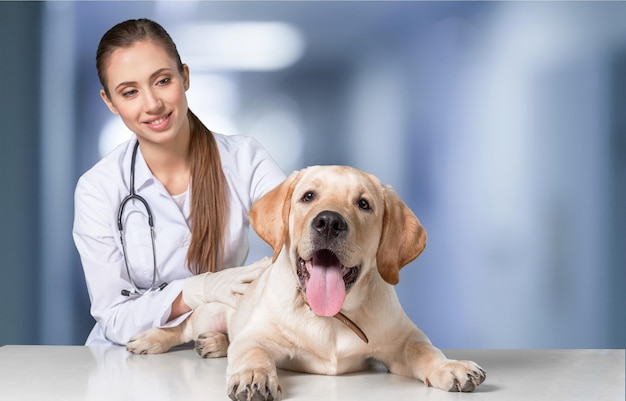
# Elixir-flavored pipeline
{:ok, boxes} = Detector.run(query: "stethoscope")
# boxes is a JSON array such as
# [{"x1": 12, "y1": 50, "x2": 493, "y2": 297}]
[{"x1": 117, "y1": 141, "x2": 168, "y2": 296}]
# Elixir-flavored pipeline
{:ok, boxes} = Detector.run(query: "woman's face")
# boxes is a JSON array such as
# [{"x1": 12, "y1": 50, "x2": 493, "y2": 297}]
[{"x1": 100, "y1": 40, "x2": 190, "y2": 147}]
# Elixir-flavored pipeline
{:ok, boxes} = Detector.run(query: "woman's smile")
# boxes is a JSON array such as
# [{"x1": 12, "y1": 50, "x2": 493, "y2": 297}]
[{"x1": 145, "y1": 112, "x2": 172, "y2": 131}]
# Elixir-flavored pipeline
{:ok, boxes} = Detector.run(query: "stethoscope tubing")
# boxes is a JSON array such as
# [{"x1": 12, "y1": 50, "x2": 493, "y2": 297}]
[{"x1": 117, "y1": 141, "x2": 167, "y2": 296}]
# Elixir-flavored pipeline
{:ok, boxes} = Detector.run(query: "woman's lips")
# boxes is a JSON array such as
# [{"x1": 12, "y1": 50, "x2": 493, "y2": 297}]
[{"x1": 145, "y1": 112, "x2": 172, "y2": 131}]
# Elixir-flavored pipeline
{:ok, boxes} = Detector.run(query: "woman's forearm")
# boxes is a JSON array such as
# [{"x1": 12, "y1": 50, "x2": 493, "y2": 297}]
[{"x1": 168, "y1": 291, "x2": 191, "y2": 322}]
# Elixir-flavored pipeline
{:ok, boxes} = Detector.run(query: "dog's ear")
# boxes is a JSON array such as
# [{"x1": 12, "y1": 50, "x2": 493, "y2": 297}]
[
  {"x1": 250, "y1": 170, "x2": 302, "y2": 262},
  {"x1": 376, "y1": 185, "x2": 427, "y2": 285}
]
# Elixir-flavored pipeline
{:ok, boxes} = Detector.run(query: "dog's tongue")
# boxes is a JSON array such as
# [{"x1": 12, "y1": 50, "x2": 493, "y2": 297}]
[{"x1": 306, "y1": 251, "x2": 346, "y2": 317}]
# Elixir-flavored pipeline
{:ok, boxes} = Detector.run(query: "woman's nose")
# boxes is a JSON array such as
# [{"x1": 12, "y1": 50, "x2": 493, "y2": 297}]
[{"x1": 143, "y1": 89, "x2": 164, "y2": 112}]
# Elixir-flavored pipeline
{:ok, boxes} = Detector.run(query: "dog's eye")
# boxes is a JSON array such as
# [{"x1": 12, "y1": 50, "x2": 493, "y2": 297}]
[
  {"x1": 302, "y1": 191, "x2": 315, "y2": 202},
  {"x1": 357, "y1": 198, "x2": 370, "y2": 210}
]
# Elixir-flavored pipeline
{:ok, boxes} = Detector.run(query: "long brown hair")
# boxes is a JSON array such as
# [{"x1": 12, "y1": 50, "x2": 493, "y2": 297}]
[{"x1": 96, "y1": 18, "x2": 227, "y2": 274}]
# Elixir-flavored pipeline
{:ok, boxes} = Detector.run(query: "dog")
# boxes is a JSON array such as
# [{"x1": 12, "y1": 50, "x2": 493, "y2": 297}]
[{"x1": 127, "y1": 165, "x2": 485, "y2": 400}]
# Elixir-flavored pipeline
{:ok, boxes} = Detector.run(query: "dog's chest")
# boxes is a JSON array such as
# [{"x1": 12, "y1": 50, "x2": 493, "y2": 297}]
[
  {"x1": 278, "y1": 346, "x2": 370, "y2": 375},
  {"x1": 276, "y1": 321, "x2": 371, "y2": 375}
]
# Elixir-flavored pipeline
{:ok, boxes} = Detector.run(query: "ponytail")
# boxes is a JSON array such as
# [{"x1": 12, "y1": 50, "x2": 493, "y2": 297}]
[{"x1": 186, "y1": 109, "x2": 228, "y2": 274}]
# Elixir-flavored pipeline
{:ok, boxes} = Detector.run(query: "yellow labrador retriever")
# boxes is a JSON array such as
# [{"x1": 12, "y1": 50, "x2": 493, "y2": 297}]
[{"x1": 127, "y1": 165, "x2": 485, "y2": 400}]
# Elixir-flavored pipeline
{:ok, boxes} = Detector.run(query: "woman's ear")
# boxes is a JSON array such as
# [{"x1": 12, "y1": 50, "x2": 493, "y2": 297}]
[
  {"x1": 99, "y1": 89, "x2": 119, "y2": 115},
  {"x1": 376, "y1": 185, "x2": 427, "y2": 285},
  {"x1": 182, "y1": 64, "x2": 190, "y2": 91}
]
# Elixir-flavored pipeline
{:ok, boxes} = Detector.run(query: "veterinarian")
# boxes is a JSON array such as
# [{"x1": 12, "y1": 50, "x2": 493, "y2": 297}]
[{"x1": 73, "y1": 18, "x2": 285, "y2": 346}]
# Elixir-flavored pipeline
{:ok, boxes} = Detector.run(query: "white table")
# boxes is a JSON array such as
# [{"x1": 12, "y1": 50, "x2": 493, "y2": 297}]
[{"x1": 0, "y1": 346, "x2": 623, "y2": 400}]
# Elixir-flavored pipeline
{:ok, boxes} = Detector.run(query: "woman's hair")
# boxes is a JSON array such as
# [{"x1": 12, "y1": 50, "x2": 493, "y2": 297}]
[{"x1": 97, "y1": 18, "x2": 228, "y2": 274}]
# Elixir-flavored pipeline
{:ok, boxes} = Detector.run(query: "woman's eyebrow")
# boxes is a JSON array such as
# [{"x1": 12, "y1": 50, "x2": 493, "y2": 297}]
[{"x1": 114, "y1": 68, "x2": 173, "y2": 91}]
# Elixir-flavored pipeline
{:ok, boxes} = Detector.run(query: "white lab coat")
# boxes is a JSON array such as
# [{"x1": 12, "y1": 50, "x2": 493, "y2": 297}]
[{"x1": 73, "y1": 133, "x2": 285, "y2": 346}]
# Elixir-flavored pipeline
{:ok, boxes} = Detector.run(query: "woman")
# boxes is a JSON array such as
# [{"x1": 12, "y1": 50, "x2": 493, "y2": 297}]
[{"x1": 73, "y1": 18, "x2": 285, "y2": 346}]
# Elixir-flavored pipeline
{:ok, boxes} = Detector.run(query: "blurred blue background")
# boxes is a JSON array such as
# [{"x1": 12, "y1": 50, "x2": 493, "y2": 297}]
[{"x1": 1, "y1": 1, "x2": 624, "y2": 349}]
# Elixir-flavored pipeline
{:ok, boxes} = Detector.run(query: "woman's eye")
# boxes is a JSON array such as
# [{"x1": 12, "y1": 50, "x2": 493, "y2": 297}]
[
  {"x1": 302, "y1": 192, "x2": 315, "y2": 202},
  {"x1": 357, "y1": 198, "x2": 370, "y2": 210},
  {"x1": 122, "y1": 89, "x2": 137, "y2": 98},
  {"x1": 157, "y1": 77, "x2": 170, "y2": 86}
]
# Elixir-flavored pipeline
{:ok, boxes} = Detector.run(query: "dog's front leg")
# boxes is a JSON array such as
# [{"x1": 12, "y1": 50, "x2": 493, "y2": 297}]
[
  {"x1": 385, "y1": 336, "x2": 486, "y2": 392},
  {"x1": 227, "y1": 344, "x2": 281, "y2": 401}
]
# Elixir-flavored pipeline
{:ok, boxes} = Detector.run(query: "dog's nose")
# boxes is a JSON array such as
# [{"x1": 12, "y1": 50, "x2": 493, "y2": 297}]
[{"x1": 312, "y1": 211, "x2": 347, "y2": 239}]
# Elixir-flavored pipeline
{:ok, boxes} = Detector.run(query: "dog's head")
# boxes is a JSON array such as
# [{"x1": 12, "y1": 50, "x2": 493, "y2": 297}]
[{"x1": 250, "y1": 166, "x2": 426, "y2": 317}]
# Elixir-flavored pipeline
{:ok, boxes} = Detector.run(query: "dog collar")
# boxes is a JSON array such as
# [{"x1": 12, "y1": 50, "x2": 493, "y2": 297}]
[
  {"x1": 333, "y1": 311, "x2": 369, "y2": 344},
  {"x1": 297, "y1": 286, "x2": 369, "y2": 344}
]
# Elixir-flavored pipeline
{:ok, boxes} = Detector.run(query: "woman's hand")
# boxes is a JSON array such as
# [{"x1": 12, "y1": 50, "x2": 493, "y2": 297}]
[{"x1": 182, "y1": 257, "x2": 271, "y2": 309}]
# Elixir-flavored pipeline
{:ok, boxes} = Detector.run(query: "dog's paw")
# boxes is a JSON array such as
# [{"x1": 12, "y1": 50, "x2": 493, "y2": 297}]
[
  {"x1": 425, "y1": 360, "x2": 486, "y2": 392},
  {"x1": 126, "y1": 328, "x2": 171, "y2": 354},
  {"x1": 227, "y1": 368, "x2": 282, "y2": 401},
  {"x1": 195, "y1": 331, "x2": 229, "y2": 358}
]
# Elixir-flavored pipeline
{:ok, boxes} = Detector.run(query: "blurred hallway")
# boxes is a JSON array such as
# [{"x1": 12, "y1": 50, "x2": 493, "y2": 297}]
[{"x1": 1, "y1": 1, "x2": 624, "y2": 349}]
